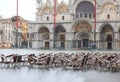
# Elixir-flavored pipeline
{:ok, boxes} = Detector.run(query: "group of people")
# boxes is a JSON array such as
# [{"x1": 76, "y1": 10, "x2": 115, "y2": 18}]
[{"x1": 0, "y1": 52, "x2": 120, "y2": 72}]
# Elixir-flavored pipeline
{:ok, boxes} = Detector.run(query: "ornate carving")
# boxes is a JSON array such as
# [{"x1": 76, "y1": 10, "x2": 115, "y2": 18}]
[
  {"x1": 42, "y1": 7, "x2": 52, "y2": 14},
  {"x1": 57, "y1": 6, "x2": 69, "y2": 14},
  {"x1": 102, "y1": 4, "x2": 116, "y2": 12},
  {"x1": 42, "y1": 33, "x2": 49, "y2": 40},
  {"x1": 74, "y1": 21, "x2": 92, "y2": 32}
]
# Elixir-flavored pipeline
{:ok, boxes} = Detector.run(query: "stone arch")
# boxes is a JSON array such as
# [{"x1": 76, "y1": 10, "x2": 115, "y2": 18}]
[
  {"x1": 77, "y1": 32, "x2": 90, "y2": 40},
  {"x1": 99, "y1": 24, "x2": 114, "y2": 33},
  {"x1": 100, "y1": 24, "x2": 114, "y2": 49},
  {"x1": 100, "y1": 2, "x2": 117, "y2": 20},
  {"x1": 73, "y1": 0, "x2": 94, "y2": 14},
  {"x1": 57, "y1": 4, "x2": 69, "y2": 14},
  {"x1": 54, "y1": 25, "x2": 66, "y2": 49},
  {"x1": 73, "y1": 20, "x2": 92, "y2": 33},
  {"x1": 71, "y1": 18, "x2": 93, "y2": 32},
  {"x1": 55, "y1": 25, "x2": 66, "y2": 33},
  {"x1": 39, "y1": 27, "x2": 49, "y2": 33},
  {"x1": 76, "y1": 1, "x2": 94, "y2": 13},
  {"x1": 38, "y1": 27, "x2": 50, "y2": 40},
  {"x1": 78, "y1": 32, "x2": 89, "y2": 48},
  {"x1": 72, "y1": 20, "x2": 92, "y2": 48},
  {"x1": 100, "y1": 24, "x2": 114, "y2": 40},
  {"x1": 74, "y1": 31, "x2": 90, "y2": 48},
  {"x1": 73, "y1": 1, "x2": 94, "y2": 20},
  {"x1": 101, "y1": 2, "x2": 116, "y2": 13},
  {"x1": 42, "y1": 6, "x2": 52, "y2": 15}
]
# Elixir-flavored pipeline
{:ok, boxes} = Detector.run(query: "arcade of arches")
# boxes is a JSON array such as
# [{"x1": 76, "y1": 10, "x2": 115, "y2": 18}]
[
  {"x1": 38, "y1": 26, "x2": 66, "y2": 49},
  {"x1": 32, "y1": 0, "x2": 120, "y2": 50},
  {"x1": 36, "y1": 23, "x2": 119, "y2": 50}
]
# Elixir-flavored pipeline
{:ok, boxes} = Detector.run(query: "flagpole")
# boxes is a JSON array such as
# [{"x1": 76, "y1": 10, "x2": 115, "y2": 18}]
[
  {"x1": 16, "y1": 0, "x2": 18, "y2": 28},
  {"x1": 93, "y1": 0, "x2": 96, "y2": 49},
  {"x1": 53, "y1": 0, "x2": 56, "y2": 49},
  {"x1": 16, "y1": 0, "x2": 19, "y2": 48}
]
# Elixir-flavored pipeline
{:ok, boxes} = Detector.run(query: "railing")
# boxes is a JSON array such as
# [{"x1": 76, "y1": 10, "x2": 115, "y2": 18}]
[{"x1": 73, "y1": 13, "x2": 94, "y2": 21}]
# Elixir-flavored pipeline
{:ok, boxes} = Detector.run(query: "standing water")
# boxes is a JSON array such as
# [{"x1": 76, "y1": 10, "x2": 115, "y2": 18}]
[{"x1": 0, "y1": 49, "x2": 120, "y2": 82}]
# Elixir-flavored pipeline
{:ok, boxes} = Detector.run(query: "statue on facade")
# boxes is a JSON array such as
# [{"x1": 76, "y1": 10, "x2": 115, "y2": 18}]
[{"x1": 37, "y1": 0, "x2": 42, "y2": 7}]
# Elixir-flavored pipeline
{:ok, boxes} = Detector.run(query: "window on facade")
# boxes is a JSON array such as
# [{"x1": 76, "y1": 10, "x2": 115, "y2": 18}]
[
  {"x1": 8, "y1": 36, "x2": 10, "y2": 41},
  {"x1": 62, "y1": 16, "x2": 65, "y2": 20},
  {"x1": 107, "y1": 14, "x2": 110, "y2": 19},
  {"x1": 6, "y1": 30, "x2": 7, "y2": 34},
  {"x1": 76, "y1": 14, "x2": 79, "y2": 18},
  {"x1": 1, "y1": 36, "x2": 2, "y2": 41},
  {"x1": 89, "y1": 14, "x2": 92, "y2": 19},
  {"x1": 0, "y1": 36, "x2": 1, "y2": 41},
  {"x1": 31, "y1": 34, "x2": 34, "y2": 39},
  {"x1": 9, "y1": 30, "x2": 10, "y2": 34},
  {"x1": 84, "y1": 13, "x2": 87, "y2": 18},
  {"x1": 80, "y1": 13, "x2": 83, "y2": 17},
  {"x1": 47, "y1": 16, "x2": 49, "y2": 21},
  {"x1": 20, "y1": 22, "x2": 22, "y2": 26},
  {"x1": 6, "y1": 36, "x2": 7, "y2": 41},
  {"x1": 11, "y1": 36, "x2": 13, "y2": 41}
]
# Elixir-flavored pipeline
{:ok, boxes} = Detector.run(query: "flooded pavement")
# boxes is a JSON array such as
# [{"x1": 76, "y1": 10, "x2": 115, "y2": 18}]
[
  {"x1": 0, "y1": 49, "x2": 120, "y2": 55},
  {"x1": 0, "y1": 49, "x2": 120, "y2": 82},
  {"x1": 0, "y1": 68, "x2": 120, "y2": 82}
]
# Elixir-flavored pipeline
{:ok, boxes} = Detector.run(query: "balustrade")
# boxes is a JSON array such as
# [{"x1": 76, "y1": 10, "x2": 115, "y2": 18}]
[{"x1": 73, "y1": 13, "x2": 94, "y2": 20}]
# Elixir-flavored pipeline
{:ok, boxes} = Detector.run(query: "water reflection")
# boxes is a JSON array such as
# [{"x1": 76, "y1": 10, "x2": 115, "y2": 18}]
[{"x1": 0, "y1": 68, "x2": 120, "y2": 82}]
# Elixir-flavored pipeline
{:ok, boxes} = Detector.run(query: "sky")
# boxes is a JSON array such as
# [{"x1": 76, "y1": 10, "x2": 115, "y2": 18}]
[
  {"x1": 0, "y1": 0, "x2": 36, "y2": 21},
  {"x1": 0, "y1": 0, "x2": 67, "y2": 21}
]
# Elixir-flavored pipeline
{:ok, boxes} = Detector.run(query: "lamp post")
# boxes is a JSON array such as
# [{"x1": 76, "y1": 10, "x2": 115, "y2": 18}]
[
  {"x1": 93, "y1": 0, "x2": 96, "y2": 49},
  {"x1": 53, "y1": 0, "x2": 56, "y2": 49}
]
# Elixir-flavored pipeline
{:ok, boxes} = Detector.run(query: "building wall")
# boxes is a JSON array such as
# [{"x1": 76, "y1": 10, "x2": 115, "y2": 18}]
[
  {"x1": 28, "y1": 0, "x2": 120, "y2": 50},
  {"x1": 0, "y1": 20, "x2": 15, "y2": 48}
]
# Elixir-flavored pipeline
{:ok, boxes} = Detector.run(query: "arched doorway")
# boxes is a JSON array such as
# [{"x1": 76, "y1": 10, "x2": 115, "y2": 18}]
[
  {"x1": 75, "y1": 1, "x2": 94, "y2": 19},
  {"x1": 73, "y1": 21, "x2": 92, "y2": 49},
  {"x1": 55, "y1": 25, "x2": 66, "y2": 49},
  {"x1": 100, "y1": 25, "x2": 114, "y2": 50},
  {"x1": 106, "y1": 34, "x2": 112, "y2": 49},
  {"x1": 39, "y1": 27, "x2": 50, "y2": 48},
  {"x1": 78, "y1": 32, "x2": 89, "y2": 48}
]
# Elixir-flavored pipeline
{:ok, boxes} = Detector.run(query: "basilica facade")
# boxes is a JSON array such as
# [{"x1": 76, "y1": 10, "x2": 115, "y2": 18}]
[{"x1": 28, "y1": 0, "x2": 120, "y2": 50}]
